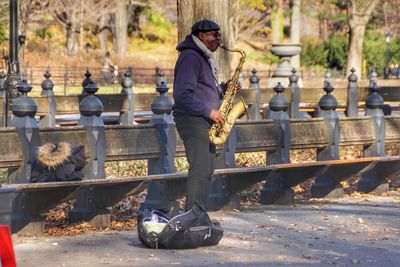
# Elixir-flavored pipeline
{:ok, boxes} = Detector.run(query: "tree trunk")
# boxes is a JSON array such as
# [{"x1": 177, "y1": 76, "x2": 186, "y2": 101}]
[
  {"x1": 177, "y1": 0, "x2": 231, "y2": 82},
  {"x1": 79, "y1": 0, "x2": 84, "y2": 50},
  {"x1": 271, "y1": 0, "x2": 284, "y2": 43},
  {"x1": 346, "y1": 0, "x2": 379, "y2": 78},
  {"x1": 290, "y1": 0, "x2": 301, "y2": 69},
  {"x1": 114, "y1": 0, "x2": 127, "y2": 57},
  {"x1": 227, "y1": 1, "x2": 238, "y2": 72},
  {"x1": 318, "y1": 0, "x2": 327, "y2": 40},
  {"x1": 347, "y1": 25, "x2": 366, "y2": 78},
  {"x1": 98, "y1": 14, "x2": 109, "y2": 54},
  {"x1": 65, "y1": 13, "x2": 79, "y2": 56},
  {"x1": 66, "y1": 27, "x2": 78, "y2": 55}
]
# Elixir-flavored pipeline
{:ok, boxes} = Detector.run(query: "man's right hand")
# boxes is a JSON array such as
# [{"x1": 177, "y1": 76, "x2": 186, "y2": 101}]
[{"x1": 209, "y1": 109, "x2": 225, "y2": 125}]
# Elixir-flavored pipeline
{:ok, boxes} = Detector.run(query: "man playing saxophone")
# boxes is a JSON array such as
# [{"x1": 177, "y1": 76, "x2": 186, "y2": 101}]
[{"x1": 173, "y1": 19, "x2": 239, "y2": 211}]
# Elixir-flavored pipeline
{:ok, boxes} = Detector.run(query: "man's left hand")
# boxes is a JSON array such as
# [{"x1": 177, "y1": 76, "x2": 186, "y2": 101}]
[{"x1": 226, "y1": 79, "x2": 241, "y2": 94}]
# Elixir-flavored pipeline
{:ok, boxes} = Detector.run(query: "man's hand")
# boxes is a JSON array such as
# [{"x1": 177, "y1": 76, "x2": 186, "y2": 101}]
[
  {"x1": 226, "y1": 79, "x2": 241, "y2": 94},
  {"x1": 209, "y1": 109, "x2": 225, "y2": 125}
]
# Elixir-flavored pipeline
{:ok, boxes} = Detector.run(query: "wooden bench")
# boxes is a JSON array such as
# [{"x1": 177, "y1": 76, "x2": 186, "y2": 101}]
[
  {"x1": 2, "y1": 155, "x2": 399, "y2": 234},
  {"x1": 1, "y1": 112, "x2": 400, "y2": 234}
]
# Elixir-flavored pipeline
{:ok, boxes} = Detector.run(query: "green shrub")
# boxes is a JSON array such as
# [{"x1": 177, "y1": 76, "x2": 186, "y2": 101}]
[
  {"x1": 0, "y1": 8, "x2": 8, "y2": 43},
  {"x1": 140, "y1": 10, "x2": 172, "y2": 42},
  {"x1": 363, "y1": 30, "x2": 392, "y2": 76},
  {"x1": 35, "y1": 28, "x2": 53, "y2": 39},
  {"x1": 0, "y1": 25, "x2": 6, "y2": 43},
  {"x1": 326, "y1": 35, "x2": 348, "y2": 70},
  {"x1": 301, "y1": 36, "x2": 347, "y2": 70},
  {"x1": 367, "y1": 31, "x2": 400, "y2": 73},
  {"x1": 147, "y1": 11, "x2": 171, "y2": 30},
  {"x1": 0, "y1": 168, "x2": 7, "y2": 182},
  {"x1": 300, "y1": 38, "x2": 328, "y2": 68},
  {"x1": 300, "y1": 31, "x2": 392, "y2": 73}
]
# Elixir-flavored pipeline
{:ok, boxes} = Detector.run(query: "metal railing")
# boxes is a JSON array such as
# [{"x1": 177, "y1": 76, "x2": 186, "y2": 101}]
[{"x1": 19, "y1": 65, "x2": 352, "y2": 92}]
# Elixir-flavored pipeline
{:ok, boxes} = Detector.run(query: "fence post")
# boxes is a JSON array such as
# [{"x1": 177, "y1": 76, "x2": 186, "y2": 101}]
[
  {"x1": 39, "y1": 70, "x2": 56, "y2": 128},
  {"x1": 247, "y1": 69, "x2": 261, "y2": 120},
  {"x1": 363, "y1": 81, "x2": 385, "y2": 157},
  {"x1": 357, "y1": 81, "x2": 389, "y2": 193},
  {"x1": 119, "y1": 70, "x2": 134, "y2": 125},
  {"x1": 324, "y1": 71, "x2": 332, "y2": 86},
  {"x1": 261, "y1": 82, "x2": 292, "y2": 204},
  {"x1": 0, "y1": 71, "x2": 6, "y2": 127},
  {"x1": 68, "y1": 81, "x2": 107, "y2": 226},
  {"x1": 1, "y1": 80, "x2": 45, "y2": 234},
  {"x1": 208, "y1": 127, "x2": 237, "y2": 211},
  {"x1": 81, "y1": 69, "x2": 93, "y2": 96},
  {"x1": 316, "y1": 82, "x2": 339, "y2": 159},
  {"x1": 369, "y1": 69, "x2": 378, "y2": 86},
  {"x1": 288, "y1": 68, "x2": 300, "y2": 118},
  {"x1": 346, "y1": 68, "x2": 358, "y2": 117},
  {"x1": 8, "y1": 80, "x2": 40, "y2": 183},
  {"x1": 311, "y1": 81, "x2": 342, "y2": 198},
  {"x1": 155, "y1": 68, "x2": 164, "y2": 86},
  {"x1": 142, "y1": 72, "x2": 181, "y2": 215},
  {"x1": 29, "y1": 67, "x2": 32, "y2": 83},
  {"x1": 79, "y1": 81, "x2": 106, "y2": 179},
  {"x1": 63, "y1": 67, "x2": 67, "y2": 96},
  {"x1": 238, "y1": 71, "x2": 244, "y2": 89}
]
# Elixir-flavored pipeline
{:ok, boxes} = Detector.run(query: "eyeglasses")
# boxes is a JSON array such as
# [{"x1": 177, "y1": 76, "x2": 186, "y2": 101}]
[{"x1": 203, "y1": 31, "x2": 221, "y2": 38}]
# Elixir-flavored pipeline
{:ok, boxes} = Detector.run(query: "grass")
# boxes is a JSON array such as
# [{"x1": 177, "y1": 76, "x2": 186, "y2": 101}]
[{"x1": 246, "y1": 50, "x2": 279, "y2": 65}]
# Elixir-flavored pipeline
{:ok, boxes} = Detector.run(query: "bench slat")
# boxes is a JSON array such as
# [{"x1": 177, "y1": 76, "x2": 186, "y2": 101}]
[{"x1": 4, "y1": 156, "x2": 398, "y2": 191}]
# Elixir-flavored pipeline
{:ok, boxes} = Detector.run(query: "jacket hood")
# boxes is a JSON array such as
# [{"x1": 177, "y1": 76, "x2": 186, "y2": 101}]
[
  {"x1": 37, "y1": 142, "x2": 72, "y2": 168},
  {"x1": 176, "y1": 35, "x2": 204, "y2": 55}
]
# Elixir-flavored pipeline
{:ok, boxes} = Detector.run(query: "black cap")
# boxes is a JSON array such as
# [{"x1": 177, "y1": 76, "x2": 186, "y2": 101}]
[{"x1": 191, "y1": 19, "x2": 220, "y2": 34}]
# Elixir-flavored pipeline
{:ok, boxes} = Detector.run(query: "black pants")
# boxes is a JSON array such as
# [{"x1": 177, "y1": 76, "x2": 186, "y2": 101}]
[{"x1": 174, "y1": 114, "x2": 216, "y2": 211}]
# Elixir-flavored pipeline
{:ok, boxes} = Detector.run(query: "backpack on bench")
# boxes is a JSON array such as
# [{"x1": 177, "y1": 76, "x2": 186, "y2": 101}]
[{"x1": 137, "y1": 202, "x2": 223, "y2": 249}]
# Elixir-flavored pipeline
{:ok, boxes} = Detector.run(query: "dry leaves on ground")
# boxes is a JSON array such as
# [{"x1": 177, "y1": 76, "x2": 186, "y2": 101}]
[{"x1": 39, "y1": 146, "x2": 400, "y2": 236}]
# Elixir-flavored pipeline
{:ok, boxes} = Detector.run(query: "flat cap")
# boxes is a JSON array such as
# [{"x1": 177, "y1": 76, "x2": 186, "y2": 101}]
[{"x1": 191, "y1": 19, "x2": 220, "y2": 34}]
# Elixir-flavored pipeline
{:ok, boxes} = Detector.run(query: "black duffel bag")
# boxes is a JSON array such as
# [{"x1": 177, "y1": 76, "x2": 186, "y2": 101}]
[{"x1": 137, "y1": 202, "x2": 223, "y2": 249}]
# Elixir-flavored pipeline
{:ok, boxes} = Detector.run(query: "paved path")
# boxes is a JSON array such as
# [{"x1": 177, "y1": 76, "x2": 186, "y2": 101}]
[{"x1": 12, "y1": 195, "x2": 400, "y2": 267}]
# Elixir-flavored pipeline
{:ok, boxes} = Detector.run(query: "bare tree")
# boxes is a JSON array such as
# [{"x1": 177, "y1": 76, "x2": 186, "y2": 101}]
[
  {"x1": 109, "y1": 0, "x2": 148, "y2": 56},
  {"x1": 0, "y1": 0, "x2": 7, "y2": 9},
  {"x1": 271, "y1": 0, "x2": 284, "y2": 43},
  {"x1": 228, "y1": 0, "x2": 268, "y2": 44},
  {"x1": 49, "y1": 0, "x2": 114, "y2": 55},
  {"x1": 346, "y1": 0, "x2": 379, "y2": 77},
  {"x1": 18, "y1": 0, "x2": 48, "y2": 66},
  {"x1": 113, "y1": 0, "x2": 128, "y2": 57},
  {"x1": 18, "y1": 1, "x2": 48, "y2": 38},
  {"x1": 50, "y1": 0, "x2": 80, "y2": 55},
  {"x1": 97, "y1": 14, "x2": 111, "y2": 54},
  {"x1": 376, "y1": 0, "x2": 400, "y2": 38},
  {"x1": 149, "y1": 0, "x2": 176, "y2": 22},
  {"x1": 0, "y1": 0, "x2": 48, "y2": 67},
  {"x1": 290, "y1": 0, "x2": 301, "y2": 69},
  {"x1": 177, "y1": 0, "x2": 231, "y2": 82}
]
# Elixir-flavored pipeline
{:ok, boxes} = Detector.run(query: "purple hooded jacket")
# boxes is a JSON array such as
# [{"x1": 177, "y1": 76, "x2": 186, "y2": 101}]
[{"x1": 173, "y1": 35, "x2": 222, "y2": 121}]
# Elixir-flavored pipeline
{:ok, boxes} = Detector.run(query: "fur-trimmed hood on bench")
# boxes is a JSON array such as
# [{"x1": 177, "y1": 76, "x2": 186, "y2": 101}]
[
  {"x1": 37, "y1": 142, "x2": 72, "y2": 169},
  {"x1": 31, "y1": 142, "x2": 86, "y2": 183}
]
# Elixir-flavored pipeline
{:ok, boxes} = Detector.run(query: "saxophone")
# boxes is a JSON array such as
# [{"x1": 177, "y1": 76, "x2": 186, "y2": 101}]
[{"x1": 208, "y1": 45, "x2": 247, "y2": 145}]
